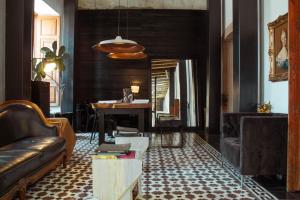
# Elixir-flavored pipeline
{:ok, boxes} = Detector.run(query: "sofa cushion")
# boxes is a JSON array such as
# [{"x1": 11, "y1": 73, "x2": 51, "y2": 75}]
[
  {"x1": 0, "y1": 136, "x2": 65, "y2": 163},
  {"x1": 0, "y1": 149, "x2": 42, "y2": 195},
  {"x1": 221, "y1": 137, "x2": 240, "y2": 168}
]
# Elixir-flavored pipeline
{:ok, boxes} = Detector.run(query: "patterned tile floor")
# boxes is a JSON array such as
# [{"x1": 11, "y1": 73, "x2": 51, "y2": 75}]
[{"x1": 25, "y1": 133, "x2": 277, "y2": 200}]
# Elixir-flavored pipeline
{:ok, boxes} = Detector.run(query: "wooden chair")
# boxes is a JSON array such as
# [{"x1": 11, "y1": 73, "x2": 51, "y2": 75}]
[{"x1": 157, "y1": 114, "x2": 183, "y2": 148}]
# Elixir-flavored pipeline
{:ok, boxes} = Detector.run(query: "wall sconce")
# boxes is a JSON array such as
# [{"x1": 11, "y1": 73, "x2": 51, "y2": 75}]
[{"x1": 131, "y1": 85, "x2": 140, "y2": 94}]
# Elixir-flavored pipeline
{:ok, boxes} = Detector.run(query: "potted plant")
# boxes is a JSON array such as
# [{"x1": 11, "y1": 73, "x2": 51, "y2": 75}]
[{"x1": 32, "y1": 41, "x2": 67, "y2": 116}]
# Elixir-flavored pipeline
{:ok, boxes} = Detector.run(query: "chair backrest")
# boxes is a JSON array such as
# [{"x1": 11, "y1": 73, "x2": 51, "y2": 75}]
[
  {"x1": 157, "y1": 114, "x2": 181, "y2": 128},
  {"x1": 0, "y1": 100, "x2": 56, "y2": 147},
  {"x1": 222, "y1": 112, "x2": 276, "y2": 138}
]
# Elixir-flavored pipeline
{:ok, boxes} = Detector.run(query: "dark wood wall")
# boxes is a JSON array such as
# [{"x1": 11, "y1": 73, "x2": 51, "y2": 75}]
[
  {"x1": 75, "y1": 9, "x2": 208, "y2": 104},
  {"x1": 207, "y1": 0, "x2": 221, "y2": 135},
  {"x1": 5, "y1": 0, "x2": 34, "y2": 100},
  {"x1": 233, "y1": 0, "x2": 258, "y2": 111},
  {"x1": 61, "y1": 0, "x2": 77, "y2": 113}
]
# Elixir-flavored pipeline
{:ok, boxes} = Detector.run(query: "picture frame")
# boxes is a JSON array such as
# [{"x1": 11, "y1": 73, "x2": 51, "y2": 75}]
[{"x1": 268, "y1": 13, "x2": 288, "y2": 82}]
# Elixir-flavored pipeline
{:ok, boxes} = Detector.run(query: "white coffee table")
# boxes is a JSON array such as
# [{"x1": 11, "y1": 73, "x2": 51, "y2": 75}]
[{"x1": 92, "y1": 137, "x2": 149, "y2": 200}]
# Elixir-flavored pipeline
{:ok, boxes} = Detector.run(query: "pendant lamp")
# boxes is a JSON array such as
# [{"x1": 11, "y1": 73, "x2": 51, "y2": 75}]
[
  {"x1": 93, "y1": 0, "x2": 146, "y2": 54},
  {"x1": 107, "y1": 51, "x2": 147, "y2": 60},
  {"x1": 93, "y1": 36, "x2": 145, "y2": 54}
]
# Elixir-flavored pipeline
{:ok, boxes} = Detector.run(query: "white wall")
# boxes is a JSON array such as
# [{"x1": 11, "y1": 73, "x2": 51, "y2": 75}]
[
  {"x1": 42, "y1": 0, "x2": 63, "y2": 15},
  {"x1": 262, "y1": 0, "x2": 288, "y2": 113},
  {"x1": 224, "y1": 0, "x2": 233, "y2": 29},
  {"x1": 0, "y1": 0, "x2": 5, "y2": 103}
]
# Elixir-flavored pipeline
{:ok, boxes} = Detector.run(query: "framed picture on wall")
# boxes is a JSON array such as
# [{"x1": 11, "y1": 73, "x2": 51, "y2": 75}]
[{"x1": 268, "y1": 13, "x2": 288, "y2": 82}]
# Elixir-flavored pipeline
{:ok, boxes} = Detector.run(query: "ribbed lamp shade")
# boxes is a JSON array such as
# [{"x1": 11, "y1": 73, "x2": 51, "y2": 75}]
[
  {"x1": 93, "y1": 36, "x2": 145, "y2": 54},
  {"x1": 107, "y1": 51, "x2": 147, "y2": 60}
]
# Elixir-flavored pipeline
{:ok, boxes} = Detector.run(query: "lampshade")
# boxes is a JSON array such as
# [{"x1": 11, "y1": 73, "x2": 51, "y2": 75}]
[
  {"x1": 131, "y1": 85, "x2": 140, "y2": 94},
  {"x1": 93, "y1": 36, "x2": 145, "y2": 54},
  {"x1": 107, "y1": 52, "x2": 147, "y2": 60}
]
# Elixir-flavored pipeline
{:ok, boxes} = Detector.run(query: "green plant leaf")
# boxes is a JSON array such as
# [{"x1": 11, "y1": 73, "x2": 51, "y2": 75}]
[
  {"x1": 55, "y1": 60, "x2": 64, "y2": 72},
  {"x1": 45, "y1": 51, "x2": 56, "y2": 59},
  {"x1": 52, "y1": 41, "x2": 57, "y2": 54},
  {"x1": 40, "y1": 47, "x2": 52, "y2": 54},
  {"x1": 60, "y1": 62, "x2": 65, "y2": 72},
  {"x1": 58, "y1": 46, "x2": 66, "y2": 57},
  {"x1": 61, "y1": 53, "x2": 68, "y2": 60}
]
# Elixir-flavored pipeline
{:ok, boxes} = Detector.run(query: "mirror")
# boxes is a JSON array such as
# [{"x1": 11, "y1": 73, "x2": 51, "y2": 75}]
[{"x1": 151, "y1": 59, "x2": 197, "y2": 128}]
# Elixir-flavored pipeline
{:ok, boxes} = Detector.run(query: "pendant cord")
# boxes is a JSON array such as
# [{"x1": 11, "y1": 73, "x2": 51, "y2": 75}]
[
  {"x1": 117, "y1": 0, "x2": 121, "y2": 35},
  {"x1": 126, "y1": 0, "x2": 128, "y2": 39}
]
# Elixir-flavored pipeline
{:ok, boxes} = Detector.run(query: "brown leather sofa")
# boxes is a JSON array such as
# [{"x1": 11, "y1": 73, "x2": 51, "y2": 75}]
[{"x1": 0, "y1": 100, "x2": 67, "y2": 200}]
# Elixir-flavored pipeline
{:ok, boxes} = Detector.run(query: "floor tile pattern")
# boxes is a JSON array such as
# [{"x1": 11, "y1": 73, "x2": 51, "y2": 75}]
[
  {"x1": 192, "y1": 135, "x2": 279, "y2": 200},
  {"x1": 24, "y1": 133, "x2": 273, "y2": 200}
]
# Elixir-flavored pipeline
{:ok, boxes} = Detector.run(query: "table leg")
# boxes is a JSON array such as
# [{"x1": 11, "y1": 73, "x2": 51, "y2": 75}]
[
  {"x1": 138, "y1": 110, "x2": 144, "y2": 133},
  {"x1": 97, "y1": 111, "x2": 105, "y2": 145}
]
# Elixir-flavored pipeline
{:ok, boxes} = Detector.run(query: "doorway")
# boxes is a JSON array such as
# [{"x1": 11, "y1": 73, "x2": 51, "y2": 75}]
[{"x1": 33, "y1": 0, "x2": 61, "y2": 112}]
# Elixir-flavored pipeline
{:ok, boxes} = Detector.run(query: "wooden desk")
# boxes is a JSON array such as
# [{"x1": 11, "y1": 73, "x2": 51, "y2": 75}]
[{"x1": 92, "y1": 103, "x2": 151, "y2": 145}]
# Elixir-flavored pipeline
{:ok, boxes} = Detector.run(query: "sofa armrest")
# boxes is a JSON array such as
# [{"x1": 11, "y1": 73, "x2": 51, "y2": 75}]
[
  {"x1": 222, "y1": 112, "x2": 253, "y2": 138},
  {"x1": 47, "y1": 118, "x2": 76, "y2": 161},
  {"x1": 240, "y1": 116, "x2": 288, "y2": 175}
]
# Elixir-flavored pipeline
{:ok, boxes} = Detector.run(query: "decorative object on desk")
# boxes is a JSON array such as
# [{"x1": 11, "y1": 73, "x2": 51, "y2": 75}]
[
  {"x1": 257, "y1": 101, "x2": 272, "y2": 113},
  {"x1": 121, "y1": 88, "x2": 133, "y2": 103},
  {"x1": 92, "y1": 0, "x2": 147, "y2": 59},
  {"x1": 268, "y1": 13, "x2": 288, "y2": 82}
]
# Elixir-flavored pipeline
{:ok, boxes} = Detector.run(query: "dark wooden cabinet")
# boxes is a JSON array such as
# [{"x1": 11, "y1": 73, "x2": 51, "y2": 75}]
[{"x1": 31, "y1": 81, "x2": 50, "y2": 117}]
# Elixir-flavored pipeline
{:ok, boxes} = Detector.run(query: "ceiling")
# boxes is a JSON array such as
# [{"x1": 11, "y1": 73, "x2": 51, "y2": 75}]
[
  {"x1": 78, "y1": 0, "x2": 207, "y2": 10},
  {"x1": 152, "y1": 59, "x2": 178, "y2": 99}
]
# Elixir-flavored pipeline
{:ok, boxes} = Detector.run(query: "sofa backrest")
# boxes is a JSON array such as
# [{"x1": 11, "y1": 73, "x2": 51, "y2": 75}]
[
  {"x1": 0, "y1": 102, "x2": 56, "y2": 147},
  {"x1": 222, "y1": 112, "x2": 280, "y2": 138}
]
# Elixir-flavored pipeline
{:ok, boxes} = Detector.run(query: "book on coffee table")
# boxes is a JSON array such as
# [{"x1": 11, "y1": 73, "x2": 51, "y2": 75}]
[{"x1": 96, "y1": 143, "x2": 131, "y2": 154}]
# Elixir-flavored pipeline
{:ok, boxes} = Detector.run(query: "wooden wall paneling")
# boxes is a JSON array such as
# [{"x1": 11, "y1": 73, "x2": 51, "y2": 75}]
[
  {"x1": 75, "y1": 10, "x2": 208, "y2": 103},
  {"x1": 288, "y1": 0, "x2": 300, "y2": 192},
  {"x1": 233, "y1": 0, "x2": 258, "y2": 112},
  {"x1": 207, "y1": 0, "x2": 221, "y2": 135},
  {"x1": 5, "y1": 0, "x2": 34, "y2": 100},
  {"x1": 75, "y1": 10, "x2": 209, "y2": 131}
]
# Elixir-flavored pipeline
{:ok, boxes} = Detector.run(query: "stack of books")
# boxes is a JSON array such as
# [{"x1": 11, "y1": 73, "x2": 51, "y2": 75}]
[{"x1": 93, "y1": 144, "x2": 135, "y2": 159}]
